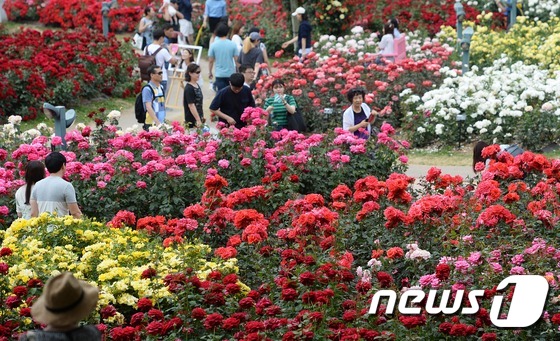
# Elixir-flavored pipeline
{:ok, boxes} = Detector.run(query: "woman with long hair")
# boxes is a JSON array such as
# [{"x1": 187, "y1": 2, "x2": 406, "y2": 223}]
[
  {"x1": 15, "y1": 160, "x2": 46, "y2": 219},
  {"x1": 378, "y1": 22, "x2": 395, "y2": 62},
  {"x1": 239, "y1": 32, "x2": 264, "y2": 78},
  {"x1": 230, "y1": 22, "x2": 245, "y2": 52}
]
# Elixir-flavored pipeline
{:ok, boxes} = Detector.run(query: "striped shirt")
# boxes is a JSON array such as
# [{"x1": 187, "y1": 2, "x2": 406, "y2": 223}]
[{"x1": 264, "y1": 95, "x2": 296, "y2": 127}]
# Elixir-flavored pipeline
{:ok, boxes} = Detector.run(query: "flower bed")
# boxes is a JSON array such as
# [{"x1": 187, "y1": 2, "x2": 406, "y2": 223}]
[
  {"x1": 0, "y1": 146, "x2": 559, "y2": 339},
  {"x1": 0, "y1": 28, "x2": 137, "y2": 120},
  {"x1": 261, "y1": 41, "x2": 454, "y2": 132},
  {"x1": 400, "y1": 58, "x2": 560, "y2": 149},
  {"x1": 439, "y1": 16, "x2": 560, "y2": 72},
  {"x1": 4, "y1": 0, "x2": 151, "y2": 33},
  {"x1": 0, "y1": 107, "x2": 407, "y2": 226}
]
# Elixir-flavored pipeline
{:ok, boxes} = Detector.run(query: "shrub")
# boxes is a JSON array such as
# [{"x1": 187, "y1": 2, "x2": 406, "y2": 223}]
[{"x1": 0, "y1": 28, "x2": 136, "y2": 120}]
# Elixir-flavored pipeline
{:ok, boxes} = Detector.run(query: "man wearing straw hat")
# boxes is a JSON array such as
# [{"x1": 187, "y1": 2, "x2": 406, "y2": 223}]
[{"x1": 19, "y1": 272, "x2": 101, "y2": 340}]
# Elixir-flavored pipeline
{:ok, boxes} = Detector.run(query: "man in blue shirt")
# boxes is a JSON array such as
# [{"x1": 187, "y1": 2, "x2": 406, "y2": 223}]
[
  {"x1": 210, "y1": 73, "x2": 255, "y2": 129},
  {"x1": 202, "y1": 0, "x2": 227, "y2": 44},
  {"x1": 208, "y1": 24, "x2": 239, "y2": 91}
]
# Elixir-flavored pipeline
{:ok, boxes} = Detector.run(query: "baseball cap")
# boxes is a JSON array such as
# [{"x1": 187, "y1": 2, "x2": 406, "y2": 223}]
[
  {"x1": 292, "y1": 7, "x2": 305, "y2": 16},
  {"x1": 249, "y1": 32, "x2": 261, "y2": 41}
]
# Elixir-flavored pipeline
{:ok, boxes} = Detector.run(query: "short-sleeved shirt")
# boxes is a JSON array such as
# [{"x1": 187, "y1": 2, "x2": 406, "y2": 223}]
[
  {"x1": 298, "y1": 20, "x2": 312, "y2": 50},
  {"x1": 208, "y1": 38, "x2": 239, "y2": 78},
  {"x1": 204, "y1": 0, "x2": 226, "y2": 18},
  {"x1": 146, "y1": 44, "x2": 173, "y2": 81},
  {"x1": 210, "y1": 86, "x2": 255, "y2": 129},
  {"x1": 15, "y1": 185, "x2": 32, "y2": 219},
  {"x1": 178, "y1": 0, "x2": 193, "y2": 21},
  {"x1": 264, "y1": 94, "x2": 296, "y2": 128},
  {"x1": 239, "y1": 47, "x2": 264, "y2": 68},
  {"x1": 142, "y1": 82, "x2": 165, "y2": 125},
  {"x1": 184, "y1": 83, "x2": 203, "y2": 126},
  {"x1": 31, "y1": 176, "x2": 77, "y2": 217}
]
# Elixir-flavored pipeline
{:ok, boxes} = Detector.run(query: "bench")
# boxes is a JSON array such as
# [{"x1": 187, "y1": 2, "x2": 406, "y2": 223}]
[{"x1": 379, "y1": 35, "x2": 407, "y2": 62}]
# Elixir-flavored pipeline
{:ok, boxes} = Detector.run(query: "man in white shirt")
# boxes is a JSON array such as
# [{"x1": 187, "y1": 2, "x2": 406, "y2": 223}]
[
  {"x1": 31, "y1": 152, "x2": 82, "y2": 219},
  {"x1": 145, "y1": 27, "x2": 179, "y2": 94}
]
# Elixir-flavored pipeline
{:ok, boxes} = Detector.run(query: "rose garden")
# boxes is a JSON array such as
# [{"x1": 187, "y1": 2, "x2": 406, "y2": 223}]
[{"x1": 0, "y1": 0, "x2": 560, "y2": 340}]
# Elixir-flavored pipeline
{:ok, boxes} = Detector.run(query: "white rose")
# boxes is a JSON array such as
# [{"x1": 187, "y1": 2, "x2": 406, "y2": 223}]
[{"x1": 8, "y1": 115, "x2": 22, "y2": 125}]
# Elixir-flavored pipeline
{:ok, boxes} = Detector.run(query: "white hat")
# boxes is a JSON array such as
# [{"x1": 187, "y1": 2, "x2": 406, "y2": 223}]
[{"x1": 292, "y1": 7, "x2": 305, "y2": 16}]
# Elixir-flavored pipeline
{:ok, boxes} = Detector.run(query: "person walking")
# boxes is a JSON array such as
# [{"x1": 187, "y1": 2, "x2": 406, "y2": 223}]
[
  {"x1": 208, "y1": 24, "x2": 239, "y2": 92},
  {"x1": 30, "y1": 152, "x2": 82, "y2": 219},
  {"x1": 138, "y1": 6, "x2": 156, "y2": 49},
  {"x1": 239, "y1": 32, "x2": 264, "y2": 78},
  {"x1": 142, "y1": 65, "x2": 166, "y2": 129},
  {"x1": 15, "y1": 160, "x2": 45, "y2": 219},
  {"x1": 145, "y1": 28, "x2": 179, "y2": 94},
  {"x1": 281, "y1": 7, "x2": 312, "y2": 59},
  {"x1": 210, "y1": 73, "x2": 255, "y2": 129},
  {"x1": 183, "y1": 63, "x2": 204, "y2": 128},
  {"x1": 203, "y1": 0, "x2": 227, "y2": 45},
  {"x1": 18, "y1": 272, "x2": 101, "y2": 341}
]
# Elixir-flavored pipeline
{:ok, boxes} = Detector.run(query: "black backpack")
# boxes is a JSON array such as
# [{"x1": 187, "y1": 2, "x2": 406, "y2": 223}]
[{"x1": 134, "y1": 85, "x2": 155, "y2": 124}]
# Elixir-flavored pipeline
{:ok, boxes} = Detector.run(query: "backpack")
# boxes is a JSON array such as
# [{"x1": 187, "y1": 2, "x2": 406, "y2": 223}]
[
  {"x1": 138, "y1": 46, "x2": 163, "y2": 81},
  {"x1": 134, "y1": 84, "x2": 155, "y2": 124},
  {"x1": 503, "y1": 144, "x2": 524, "y2": 157}
]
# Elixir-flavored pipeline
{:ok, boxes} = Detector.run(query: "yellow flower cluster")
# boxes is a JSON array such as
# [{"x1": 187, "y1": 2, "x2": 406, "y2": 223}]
[
  {"x1": 440, "y1": 17, "x2": 560, "y2": 71},
  {"x1": 2, "y1": 214, "x2": 239, "y2": 308}
]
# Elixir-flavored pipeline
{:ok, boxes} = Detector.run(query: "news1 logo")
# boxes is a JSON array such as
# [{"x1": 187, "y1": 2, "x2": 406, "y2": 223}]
[{"x1": 368, "y1": 275, "x2": 549, "y2": 328}]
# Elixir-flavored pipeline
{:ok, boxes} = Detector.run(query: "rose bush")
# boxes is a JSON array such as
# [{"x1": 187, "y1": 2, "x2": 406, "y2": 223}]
[
  {"x1": 439, "y1": 16, "x2": 560, "y2": 72},
  {"x1": 261, "y1": 41, "x2": 454, "y2": 132},
  {"x1": 1, "y1": 145, "x2": 559, "y2": 339},
  {"x1": 400, "y1": 57, "x2": 560, "y2": 149},
  {"x1": 4, "y1": 0, "x2": 151, "y2": 33},
  {"x1": 0, "y1": 27, "x2": 137, "y2": 121},
  {"x1": 0, "y1": 107, "x2": 407, "y2": 226}
]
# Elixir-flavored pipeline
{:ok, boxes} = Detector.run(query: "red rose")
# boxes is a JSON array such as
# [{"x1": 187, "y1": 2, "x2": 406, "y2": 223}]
[
  {"x1": 551, "y1": 313, "x2": 560, "y2": 325},
  {"x1": 203, "y1": 313, "x2": 223, "y2": 330},
  {"x1": 137, "y1": 297, "x2": 153, "y2": 312},
  {"x1": 399, "y1": 314, "x2": 426, "y2": 329},
  {"x1": 481, "y1": 333, "x2": 497, "y2": 341},
  {"x1": 146, "y1": 321, "x2": 164, "y2": 335},
  {"x1": 376, "y1": 271, "x2": 393, "y2": 288},
  {"x1": 342, "y1": 309, "x2": 358, "y2": 322},
  {"x1": 191, "y1": 307, "x2": 206, "y2": 319},
  {"x1": 435, "y1": 263, "x2": 451, "y2": 281},
  {"x1": 141, "y1": 267, "x2": 157, "y2": 279},
  {"x1": 147, "y1": 308, "x2": 164, "y2": 321},
  {"x1": 110, "y1": 326, "x2": 137, "y2": 341},
  {"x1": 12, "y1": 286, "x2": 28, "y2": 297},
  {"x1": 0, "y1": 248, "x2": 12, "y2": 257},
  {"x1": 129, "y1": 312, "x2": 145, "y2": 326},
  {"x1": 299, "y1": 272, "x2": 315, "y2": 286},
  {"x1": 0, "y1": 263, "x2": 9, "y2": 274},
  {"x1": 100, "y1": 305, "x2": 117, "y2": 319},
  {"x1": 26, "y1": 278, "x2": 43, "y2": 288},
  {"x1": 239, "y1": 297, "x2": 255, "y2": 309},
  {"x1": 281, "y1": 288, "x2": 298, "y2": 301},
  {"x1": 5, "y1": 295, "x2": 21, "y2": 309},
  {"x1": 222, "y1": 317, "x2": 240, "y2": 330}
]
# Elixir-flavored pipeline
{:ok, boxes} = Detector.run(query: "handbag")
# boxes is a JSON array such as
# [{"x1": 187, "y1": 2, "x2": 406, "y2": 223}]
[
  {"x1": 132, "y1": 33, "x2": 143, "y2": 50},
  {"x1": 287, "y1": 106, "x2": 307, "y2": 133}
]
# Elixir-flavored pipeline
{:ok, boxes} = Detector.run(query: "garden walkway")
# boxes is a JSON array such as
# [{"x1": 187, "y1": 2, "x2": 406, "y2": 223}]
[{"x1": 112, "y1": 57, "x2": 474, "y2": 181}]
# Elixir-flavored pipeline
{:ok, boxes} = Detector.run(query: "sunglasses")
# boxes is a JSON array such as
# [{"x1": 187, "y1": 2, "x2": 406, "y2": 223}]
[
  {"x1": 155, "y1": 71, "x2": 163, "y2": 75},
  {"x1": 193, "y1": 71, "x2": 201, "y2": 74}
]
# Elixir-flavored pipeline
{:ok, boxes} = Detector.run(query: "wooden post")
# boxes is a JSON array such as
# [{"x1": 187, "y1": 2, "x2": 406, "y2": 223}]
[{"x1": 289, "y1": 0, "x2": 299, "y2": 52}]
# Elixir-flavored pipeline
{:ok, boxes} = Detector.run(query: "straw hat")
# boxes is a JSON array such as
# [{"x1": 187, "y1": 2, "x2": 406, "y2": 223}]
[{"x1": 31, "y1": 272, "x2": 99, "y2": 326}]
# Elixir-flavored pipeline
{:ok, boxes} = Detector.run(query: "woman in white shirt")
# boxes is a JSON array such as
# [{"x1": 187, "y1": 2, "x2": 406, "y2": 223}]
[
  {"x1": 15, "y1": 161, "x2": 45, "y2": 219},
  {"x1": 342, "y1": 88, "x2": 378, "y2": 140},
  {"x1": 378, "y1": 22, "x2": 395, "y2": 61},
  {"x1": 230, "y1": 22, "x2": 245, "y2": 53}
]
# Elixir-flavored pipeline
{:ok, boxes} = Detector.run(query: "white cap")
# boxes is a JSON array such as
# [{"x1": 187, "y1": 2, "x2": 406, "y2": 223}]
[{"x1": 292, "y1": 7, "x2": 305, "y2": 16}]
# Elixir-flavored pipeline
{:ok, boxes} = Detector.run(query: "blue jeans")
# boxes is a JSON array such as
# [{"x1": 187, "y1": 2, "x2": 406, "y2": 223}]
[{"x1": 214, "y1": 77, "x2": 229, "y2": 92}]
